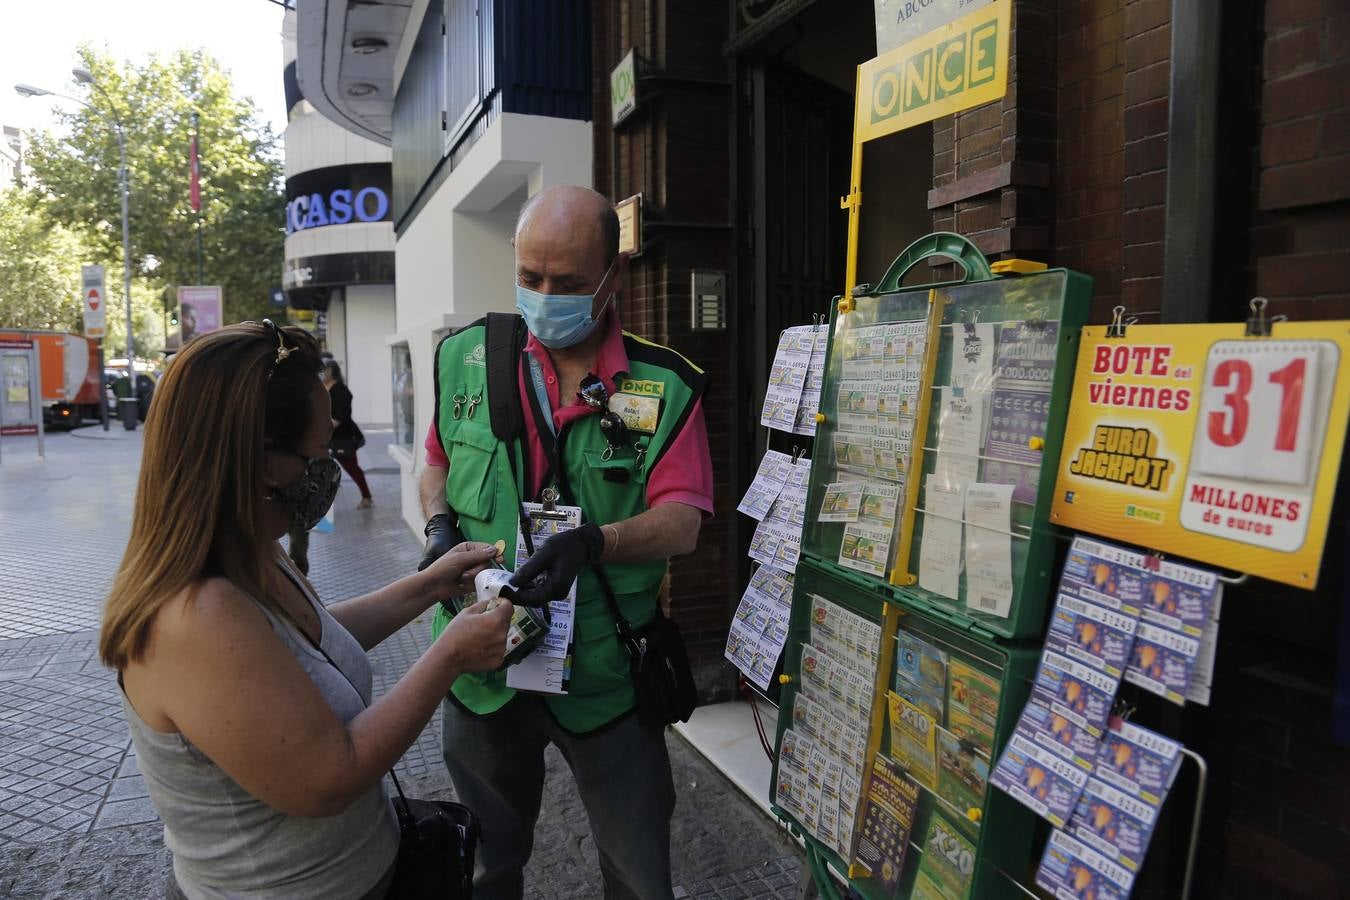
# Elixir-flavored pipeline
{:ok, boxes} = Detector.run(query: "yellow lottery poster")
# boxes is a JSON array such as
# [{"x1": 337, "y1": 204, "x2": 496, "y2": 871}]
[{"x1": 1051, "y1": 321, "x2": 1350, "y2": 589}]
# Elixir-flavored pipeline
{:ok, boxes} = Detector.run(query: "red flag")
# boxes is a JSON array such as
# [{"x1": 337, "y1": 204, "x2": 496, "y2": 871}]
[{"x1": 189, "y1": 131, "x2": 201, "y2": 212}]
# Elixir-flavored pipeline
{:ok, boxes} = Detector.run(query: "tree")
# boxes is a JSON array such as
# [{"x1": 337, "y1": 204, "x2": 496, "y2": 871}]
[
  {"x1": 0, "y1": 189, "x2": 87, "y2": 332},
  {"x1": 21, "y1": 46, "x2": 285, "y2": 342},
  {"x1": 0, "y1": 189, "x2": 165, "y2": 357}
]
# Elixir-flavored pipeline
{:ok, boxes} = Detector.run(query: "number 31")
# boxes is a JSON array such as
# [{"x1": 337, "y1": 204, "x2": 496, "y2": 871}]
[{"x1": 1207, "y1": 357, "x2": 1305, "y2": 452}]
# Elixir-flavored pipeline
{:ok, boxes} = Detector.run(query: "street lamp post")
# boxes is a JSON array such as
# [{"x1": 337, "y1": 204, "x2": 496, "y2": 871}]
[{"x1": 15, "y1": 68, "x2": 137, "y2": 430}]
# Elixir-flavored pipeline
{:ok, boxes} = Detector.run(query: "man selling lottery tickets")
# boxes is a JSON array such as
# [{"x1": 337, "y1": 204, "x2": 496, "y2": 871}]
[{"x1": 416, "y1": 186, "x2": 714, "y2": 899}]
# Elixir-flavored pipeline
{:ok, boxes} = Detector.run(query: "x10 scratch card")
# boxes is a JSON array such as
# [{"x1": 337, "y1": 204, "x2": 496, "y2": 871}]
[
  {"x1": 989, "y1": 732, "x2": 1089, "y2": 828},
  {"x1": 1031, "y1": 649, "x2": 1120, "y2": 737}
]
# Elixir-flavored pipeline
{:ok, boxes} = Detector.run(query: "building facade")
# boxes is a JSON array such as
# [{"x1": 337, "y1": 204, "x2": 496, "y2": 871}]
[
  {"x1": 293, "y1": 0, "x2": 593, "y2": 533},
  {"x1": 283, "y1": 9, "x2": 396, "y2": 426},
  {"x1": 0, "y1": 126, "x2": 23, "y2": 190},
  {"x1": 592, "y1": 0, "x2": 1350, "y2": 894}
]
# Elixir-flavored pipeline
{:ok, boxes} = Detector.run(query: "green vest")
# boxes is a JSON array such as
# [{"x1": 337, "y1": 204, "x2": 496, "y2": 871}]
[{"x1": 430, "y1": 317, "x2": 706, "y2": 732}]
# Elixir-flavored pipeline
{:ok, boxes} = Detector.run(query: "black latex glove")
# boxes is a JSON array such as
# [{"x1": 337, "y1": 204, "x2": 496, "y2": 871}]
[
  {"x1": 418, "y1": 513, "x2": 464, "y2": 572},
  {"x1": 508, "y1": 522, "x2": 605, "y2": 606}
]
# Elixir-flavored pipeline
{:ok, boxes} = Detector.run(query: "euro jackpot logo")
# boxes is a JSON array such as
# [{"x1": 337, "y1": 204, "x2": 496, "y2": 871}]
[
  {"x1": 1053, "y1": 323, "x2": 1350, "y2": 589},
  {"x1": 854, "y1": 0, "x2": 1010, "y2": 142}
]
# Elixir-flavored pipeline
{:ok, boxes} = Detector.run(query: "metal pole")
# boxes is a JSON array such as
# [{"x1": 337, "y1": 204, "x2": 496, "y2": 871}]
[
  {"x1": 117, "y1": 124, "x2": 135, "y2": 425},
  {"x1": 98, "y1": 341, "x2": 109, "y2": 430},
  {"x1": 194, "y1": 113, "x2": 203, "y2": 285}
]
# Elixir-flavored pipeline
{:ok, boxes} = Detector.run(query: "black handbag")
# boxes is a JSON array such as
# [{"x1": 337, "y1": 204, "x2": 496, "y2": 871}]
[
  {"x1": 331, "y1": 423, "x2": 366, "y2": 458},
  {"x1": 596, "y1": 567, "x2": 698, "y2": 727},
  {"x1": 387, "y1": 771, "x2": 479, "y2": 900},
  {"x1": 307, "y1": 633, "x2": 480, "y2": 899}
]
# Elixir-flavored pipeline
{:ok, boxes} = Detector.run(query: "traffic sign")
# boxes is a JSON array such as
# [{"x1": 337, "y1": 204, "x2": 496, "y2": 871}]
[{"x1": 81, "y1": 265, "x2": 106, "y2": 339}]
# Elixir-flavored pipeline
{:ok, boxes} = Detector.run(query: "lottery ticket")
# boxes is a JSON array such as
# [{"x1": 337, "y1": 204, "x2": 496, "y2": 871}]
[
  {"x1": 1095, "y1": 717, "x2": 1184, "y2": 806},
  {"x1": 1044, "y1": 592, "x2": 1140, "y2": 678},
  {"x1": 893, "y1": 629, "x2": 949, "y2": 723},
  {"x1": 1031, "y1": 649, "x2": 1119, "y2": 738},
  {"x1": 936, "y1": 726, "x2": 990, "y2": 818},
  {"x1": 989, "y1": 731, "x2": 1090, "y2": 828},
  {"x1": 1123, "y1": 622, "x2": 1201, "y2": 706},
  {"x1": 1035, "y1": 828, "x2": 1133, "y2": 900},
  {"x1": 737, "y1": 450, "x2": 792, "y2": 521},
  {"x1": 1142, "y1": 557, "x2": 1221, "y2": 637},
  {"x1": 911, "y1": 810, "x2": 977, "y2": 900},
  {"x1": 888, "y1": 691, "x2": 939, "y2": 790},
  {"x1": 946, "y1": 659, "x2": 1002, "y2": 755},
  {"x1": 1065, "y1": 777, "x2": 1160, "y2": 871},
  {"x1": 1058, "y1": 537, "x2": 1148, "y2": 614},
  {"x1": 839, "y1": 521, "x2": 892, "y2": 578},
  {"x1": 818, "y1": 481, "x2": 864, "y2": 522},
  {"x1": 1014, "y1": 697, "x2": 1100, "y2": 773},
  {"x1": 850, "y1": 755, "x2": 919, "y2": 894}
]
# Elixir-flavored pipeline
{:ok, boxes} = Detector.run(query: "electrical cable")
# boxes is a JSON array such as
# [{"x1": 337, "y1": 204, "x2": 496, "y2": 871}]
[{"x1": 738, "y1": 675, "x2": 775, "y2": 760}]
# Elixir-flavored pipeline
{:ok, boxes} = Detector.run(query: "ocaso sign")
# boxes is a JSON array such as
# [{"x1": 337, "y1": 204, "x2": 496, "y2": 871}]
[{"x1": 284, "y1": 164, "x2": 393, "y2": 235}]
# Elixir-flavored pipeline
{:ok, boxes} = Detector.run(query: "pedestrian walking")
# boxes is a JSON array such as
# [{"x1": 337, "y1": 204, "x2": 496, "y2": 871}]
[
  {"x1": 324, "y1": 360, "x2": 374, "y2": 508},
  {"x1": 101, "y1": 320, "x2": 513, "y2": 899},
  {"x1": 418, "y1": 185, "x2": 713, "y2": 899}
]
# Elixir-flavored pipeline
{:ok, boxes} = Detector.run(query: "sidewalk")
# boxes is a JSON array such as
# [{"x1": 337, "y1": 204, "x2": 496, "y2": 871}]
[{"x1": 0, "y1": 427, "x2": 801, "y2": 898}]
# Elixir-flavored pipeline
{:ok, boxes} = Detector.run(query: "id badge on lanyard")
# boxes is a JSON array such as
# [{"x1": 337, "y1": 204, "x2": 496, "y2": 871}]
[{"x1": 506, "y1": 500, "x2": 581, "y2": 696}]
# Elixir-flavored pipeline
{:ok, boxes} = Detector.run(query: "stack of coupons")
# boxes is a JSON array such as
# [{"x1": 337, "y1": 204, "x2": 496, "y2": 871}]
[
  {"x1": 991, "y1": 538, "x2": 1146, "y2": 827},
  {"x1": 724, "y1": 566, "x2": 794, "y2": 690},
  {"x1": 747, "y1": 454, "x2": 810, "y2": 575},
  {"x1": 818, "y1": 480, "x2": 902, "y2": 580},
  {"x1": 793, "y1": 326, "x2": 829, "y2": 435},
  {"x1": 1124, "y1": 556, "x2": 1221, "y2": 706},
  {"x1": 760, "y1": 326, "x2": 818, "y2": 432},
  {"x1": 729, "y1": 448, "x2": 810, "y2": 686},
  {"x1": 1034, "y1": 718, "x2": 1184, "y2": 899},
  {"x1": 773, "y1": 596, "x2": 881, "y2": 861}
]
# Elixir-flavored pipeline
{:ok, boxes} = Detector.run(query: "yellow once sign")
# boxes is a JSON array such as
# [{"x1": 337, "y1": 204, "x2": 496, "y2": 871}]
[{"x1": 856, "y1": 0, "x2": 1010, "y2": 143}]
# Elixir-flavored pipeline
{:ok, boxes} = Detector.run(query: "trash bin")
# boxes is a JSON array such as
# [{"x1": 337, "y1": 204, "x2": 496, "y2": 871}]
[{"x1": 118, "y1": 397, "x2": 139, "y2": 431}]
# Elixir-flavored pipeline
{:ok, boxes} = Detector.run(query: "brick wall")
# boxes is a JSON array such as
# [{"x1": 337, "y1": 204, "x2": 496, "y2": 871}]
[
  {"x1": 1203, "y1": 1, "x2": 1350, "y2": 896},
  {"x1": 592, "y1": 0, "x2": 739, "y2": 699},
  {"x1": 931, "y1": 0, "x2": 1056, "y2": 274}
]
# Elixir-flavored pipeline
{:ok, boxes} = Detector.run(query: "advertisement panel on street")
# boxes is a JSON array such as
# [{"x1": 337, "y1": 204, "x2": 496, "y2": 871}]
[
  {"x1": 178, "y1": 285, "x2": 223, "y2": 344},
  {"x1": 1051, "y1": 321, "x2": 1350, "y2": 589}
]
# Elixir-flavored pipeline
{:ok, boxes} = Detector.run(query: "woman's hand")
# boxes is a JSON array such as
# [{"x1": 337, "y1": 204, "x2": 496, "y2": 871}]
[
  {"x1": 437, "y1": 597, "x2": 514, "y2": 673},
  {"x1": 423, "y1": 541, "x2": 501, "y2": 598}
]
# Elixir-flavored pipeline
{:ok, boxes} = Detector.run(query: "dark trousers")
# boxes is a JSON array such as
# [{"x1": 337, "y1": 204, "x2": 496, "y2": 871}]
[
  {"x1": 336, "y1": 451, "x2": 372, "y2": 499},
  {"x1": 441, "y1": 696, "x2": 676, "y2": 900}
]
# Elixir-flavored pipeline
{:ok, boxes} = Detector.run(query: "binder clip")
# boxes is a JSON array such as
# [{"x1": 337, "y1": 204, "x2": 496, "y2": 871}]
[
  {"x1": 790, "y1": 446, "x2": 805, "y2": 465},
  {"x1": 1142, "y1": 551, "x2": 1163, "y2": 573},
  {"x1": 1106, "y1": 305, "x2": 1138, "y2": 339},
  {"x1": 1243, "y1": 297, "x2": 1286, "y2": 337},
  {"x1": 850, "y1": 283, "x2": 872, "y2": 298},
  {"x1": 531, "y1": 485, "x2": 570, "y2": 522}
]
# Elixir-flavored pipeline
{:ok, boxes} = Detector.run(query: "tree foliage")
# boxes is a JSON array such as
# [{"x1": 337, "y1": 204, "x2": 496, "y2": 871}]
[{"x1": 21, "y1": 46, "x2": 284, "y2": 347}]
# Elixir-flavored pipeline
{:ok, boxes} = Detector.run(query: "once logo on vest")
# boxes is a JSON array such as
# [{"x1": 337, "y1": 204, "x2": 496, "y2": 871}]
[
  {"x1": 615, "y1": 378, "x2": 664, "y2": 397},
  {"x1": 464, "y1": 343, "x2": 486, "y2": 367}
]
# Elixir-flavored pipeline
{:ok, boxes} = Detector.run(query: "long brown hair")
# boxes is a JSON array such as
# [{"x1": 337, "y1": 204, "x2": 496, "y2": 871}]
[{"x1": 100, "y1": 322, "x2": 323, "y2": 669}]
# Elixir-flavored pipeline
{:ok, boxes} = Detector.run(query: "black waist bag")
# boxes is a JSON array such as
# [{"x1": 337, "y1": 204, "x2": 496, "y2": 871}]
[
  {"x1": 623, "y1": 610, "x2": 698, "y2": 727},
  {"x1": 388, "y1": 787, "x2": 480, "y2": 899}
]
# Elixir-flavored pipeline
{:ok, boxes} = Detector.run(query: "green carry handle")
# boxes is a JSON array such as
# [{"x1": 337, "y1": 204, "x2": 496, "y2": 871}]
[{"x1": 873, "y1": 231, "x2": 995, "y2": 293}]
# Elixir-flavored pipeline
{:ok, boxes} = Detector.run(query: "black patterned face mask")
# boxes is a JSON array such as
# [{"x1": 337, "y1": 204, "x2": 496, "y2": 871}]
[{"x1": 278, "y1": 454, "x2": 342, "y2": 531}]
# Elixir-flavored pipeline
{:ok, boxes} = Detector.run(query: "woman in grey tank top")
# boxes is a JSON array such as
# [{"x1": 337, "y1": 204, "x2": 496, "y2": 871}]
[{"x1": 100, "y1": 323, "x2": 514, "y2": 899}]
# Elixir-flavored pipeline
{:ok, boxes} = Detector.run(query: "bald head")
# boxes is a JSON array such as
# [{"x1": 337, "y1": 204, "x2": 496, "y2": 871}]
[{"x1": 515, "y1": 186, "x2": 619, "y2": 272}]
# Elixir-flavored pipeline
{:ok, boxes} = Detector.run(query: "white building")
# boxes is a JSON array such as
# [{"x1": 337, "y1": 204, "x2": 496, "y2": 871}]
[
  {"x1": 0, "y1": 126, "x2": 23, "y2": 190},
  {"x1": 293, "y1": 0, "x2": 592, "y2": 534},
  {"x1": 282, "y1": 10, "x2": 396, "y2": 427}
]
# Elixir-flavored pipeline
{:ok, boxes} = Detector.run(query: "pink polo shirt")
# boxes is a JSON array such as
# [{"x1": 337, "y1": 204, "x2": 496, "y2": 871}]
[{"x1": 425, "y1": 312, "x2": 714, "y2": 515}]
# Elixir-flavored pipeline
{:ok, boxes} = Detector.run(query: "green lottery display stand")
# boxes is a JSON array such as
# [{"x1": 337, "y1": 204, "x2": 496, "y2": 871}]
[{"x1": 770, "y1": 233, "x2": 1093, "y2": 898}]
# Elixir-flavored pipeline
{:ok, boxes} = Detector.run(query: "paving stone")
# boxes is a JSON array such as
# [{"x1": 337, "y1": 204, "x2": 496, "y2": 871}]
[
  {"x1": 92, "y1": 798, "x2": 160, "y2": 830},
  {"x1": 0, "y1": 429, "x2": 805, "y2": 895}
]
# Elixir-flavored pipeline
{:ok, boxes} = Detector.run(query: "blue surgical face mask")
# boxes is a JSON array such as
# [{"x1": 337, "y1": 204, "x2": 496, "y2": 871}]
[{"x1": 515, "y1": 259, "x2": 617, "y2": 349}]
